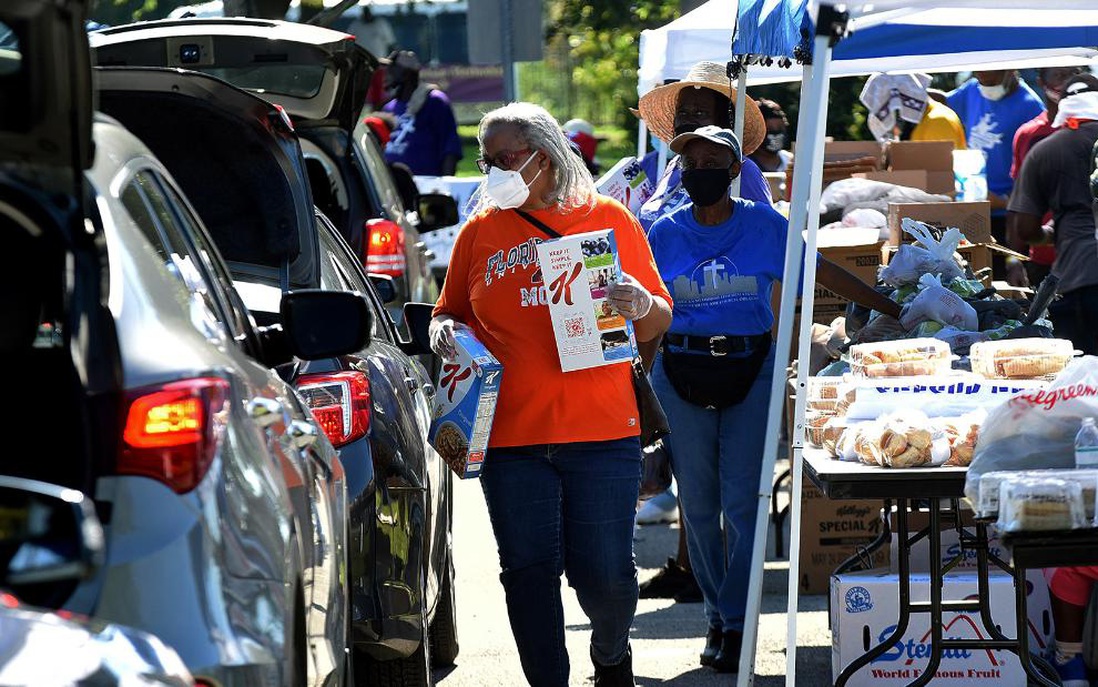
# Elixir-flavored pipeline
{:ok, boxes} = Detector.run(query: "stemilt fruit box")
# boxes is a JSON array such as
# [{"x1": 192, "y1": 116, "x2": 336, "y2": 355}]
[
  {"x1": 429, "y1": 329, "x2": 502, "y2": 479},
  {"x1": 537, "y1": 228, "x2": 638, "y2": 373}
]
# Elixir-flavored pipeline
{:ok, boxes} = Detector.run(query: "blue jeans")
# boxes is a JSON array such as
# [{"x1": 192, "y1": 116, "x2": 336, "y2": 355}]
[
  {"x1": 651, "y1": 348, "x2": 776, "y2": 632},
  {"x1": 480, "y1": 438, "x2": 642, "y2": 687}
]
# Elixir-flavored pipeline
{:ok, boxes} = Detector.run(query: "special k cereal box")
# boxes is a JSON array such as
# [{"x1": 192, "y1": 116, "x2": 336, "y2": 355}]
[
  {"x1": 429, "y1": 329, "x2": 502, "y2": 479},
  {"x1": 537, "y1": 228, "x2": 638, "y2": 373}
]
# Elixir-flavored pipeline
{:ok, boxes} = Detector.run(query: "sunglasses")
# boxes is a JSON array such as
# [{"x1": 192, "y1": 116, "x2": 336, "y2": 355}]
[{"x1": 476, "y1": 148, "x2": 533, "y2": 174}]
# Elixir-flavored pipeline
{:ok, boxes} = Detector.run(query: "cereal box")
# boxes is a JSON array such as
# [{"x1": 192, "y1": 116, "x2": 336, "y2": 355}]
[
  {"x1": 596, "y1": 156, "x2": 655, "y2": 215},
  {"x1": 429, "y1": 329, "x2": 502, "y2": 478},
  {"x1": 537, "y1": 228, "x2": 638, "y2": 373}
]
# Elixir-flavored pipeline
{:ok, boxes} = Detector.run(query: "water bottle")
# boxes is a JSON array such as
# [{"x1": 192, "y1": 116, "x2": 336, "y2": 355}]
[
  {"x1": 952, "y1": 149, "x2": 988, "y2": 202},
  {"x1": 1075, "y1": 417, "x2": 1098, "y2": 469}
]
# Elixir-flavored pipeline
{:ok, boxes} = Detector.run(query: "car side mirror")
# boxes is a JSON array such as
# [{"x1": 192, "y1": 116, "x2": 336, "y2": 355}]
[
  {"x1": 0, "y1": 477, "x2": 104, "y2": 587},
  {"x1": 368, "y1": 273, "x2": 398, "y2": 305},
  {"x1": 387, "y1": 162, "x2": 419, "y2": 211},
  {"x1": 280, "y1": 289, "x2": 373, "y2": 359},
  {"x1": 416, "y1": 192, "x2": 459, "y2": 233},
  {"x1": 400, "y1": 302, "x2": 435, "y2": 356}
]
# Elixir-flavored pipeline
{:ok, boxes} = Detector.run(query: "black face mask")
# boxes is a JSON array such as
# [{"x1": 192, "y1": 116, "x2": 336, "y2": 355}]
[
  {"x1": 764, "y1": 132, "x2": 787, "y2": 153},
  {"x1": 681, "y1": 167, "x2": 733, "y2": 207}
]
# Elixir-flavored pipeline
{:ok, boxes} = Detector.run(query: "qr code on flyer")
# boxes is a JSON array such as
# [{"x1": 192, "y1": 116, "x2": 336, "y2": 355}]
[{"x1": 564, "y1": 316, "x2": 587, "y2": 339}]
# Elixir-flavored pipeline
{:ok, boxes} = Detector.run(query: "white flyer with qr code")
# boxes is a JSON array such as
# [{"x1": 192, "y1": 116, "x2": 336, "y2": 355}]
[{"x1": 537, "y1": 228, "x2": 638, "y2": 372}]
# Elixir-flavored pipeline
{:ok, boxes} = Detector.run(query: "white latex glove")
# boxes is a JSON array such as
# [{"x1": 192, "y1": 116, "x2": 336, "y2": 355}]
[
  {"x1": 607, "y1": 272, "x2": 654, "y2": 321},
  {"x1": 428, "y1": 316, "x2": 468, "y2": 361}
]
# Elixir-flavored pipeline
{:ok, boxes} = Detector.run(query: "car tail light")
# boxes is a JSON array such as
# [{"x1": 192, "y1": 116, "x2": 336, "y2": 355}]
[
  {"x1": 297, "y1": 371, "x2": 371, "y2": 448},
  {"x1": 120, "y1": 378, "x2": 230, "y2": 494},
  {"x1": 364, "y1": 218, "x2": 406, "y2": 277}
]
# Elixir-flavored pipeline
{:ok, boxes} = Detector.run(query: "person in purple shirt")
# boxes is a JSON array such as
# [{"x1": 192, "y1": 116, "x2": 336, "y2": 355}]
[
  {"x1": 381, "y1": 50, "x2": 463, "y2": 176},
  {"x1": 636, "y1": 61, "x2": 772, "y2": 232}
]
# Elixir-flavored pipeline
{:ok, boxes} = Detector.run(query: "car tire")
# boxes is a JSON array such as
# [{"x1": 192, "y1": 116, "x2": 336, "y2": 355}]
[
  {"x1": 429, "y1": 536, "x2": 458, "y2": 667},
  {"x1": 355, "y1": 575, "x2": 433, "y2": 687}
]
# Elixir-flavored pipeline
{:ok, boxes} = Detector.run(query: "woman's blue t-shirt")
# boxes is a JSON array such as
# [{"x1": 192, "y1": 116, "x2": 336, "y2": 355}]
[{"x1": 647, "y1": 199, "x2": 801, "y2": 337}]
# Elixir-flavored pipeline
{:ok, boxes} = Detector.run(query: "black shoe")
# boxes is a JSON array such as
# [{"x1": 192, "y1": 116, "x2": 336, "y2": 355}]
[
  {"x1": 699, "y1": 625, "x2": 722, "y2": 666},
  {"x1": 711, "y1": 630, "x2": 743, "y2": 673},
  {"x1": 672, "y1": 572, "x2": 703, "y2": 603},
  {"x1": 638, "y1": 557, "x2": 692, "y2": 599},
  {"x1": 593, "y1": 645, "x2": 636, "y2": 687}
]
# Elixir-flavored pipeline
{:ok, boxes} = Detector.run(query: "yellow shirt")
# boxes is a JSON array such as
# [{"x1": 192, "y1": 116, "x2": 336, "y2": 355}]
[{"x1": 911, "y1": 99, "x2": 967, "y2": 149}]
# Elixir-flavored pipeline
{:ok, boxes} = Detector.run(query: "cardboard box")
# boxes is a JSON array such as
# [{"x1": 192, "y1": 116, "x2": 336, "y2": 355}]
[
  {"x1": 888, "y1": 140, "x2": 955, "y2": 195},
  {"x1": 799, "y1": 482, "x2": 890, "y2": 594},
  {"x1": 831, "y1": 569, "x2": 1052, "y2": 686},
  {"x1": 430, "y1": 329, "x2": 502, "y2": 478},
  {"x1": 537, "y1": 229, "x2": 638, "y2": 372},
  {"x1": 887, "y1": 201, "x2": 992, "y2": 246},
  {"x1": 887, "y1": 508, "x2": 1005, "y2": 573},
  {"x1": 596, "y1": 156, "x2": 654, "y2": 216},
  {"x1": 853, "y1": 170, "x2": 929, "y2": 189},
  {"x1": 762, "y1": 171, "x2": 785, "y2": 202}
]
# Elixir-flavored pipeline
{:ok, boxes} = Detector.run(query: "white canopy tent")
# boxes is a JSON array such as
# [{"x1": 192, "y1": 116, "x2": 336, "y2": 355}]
[
  {"x1": 721, "y1": 2, "x2": 1098, "y2": 686},
  {"x1": 638, "y1": 1, "x2": 1098, "y2": 91}
]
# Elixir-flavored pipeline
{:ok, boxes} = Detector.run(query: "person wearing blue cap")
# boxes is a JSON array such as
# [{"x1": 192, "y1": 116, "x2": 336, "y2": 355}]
[{"x1": 646, "y1": 125, "x2": 902, "y2": 674}]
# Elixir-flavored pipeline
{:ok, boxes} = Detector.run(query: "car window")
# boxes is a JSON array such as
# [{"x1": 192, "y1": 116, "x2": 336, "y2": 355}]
[
  {"x1": 120, "y1": 171, "x2": 232, "y2": 345},
  {"x1": 153, "y1": 174, "x2": 260, "y2": 348},
  {"x1": 353, "y1": 120, "x2": 405, "y2": 217},
  {"x1": 316, "y1": 214, "x2": 392, "y2": 343}
]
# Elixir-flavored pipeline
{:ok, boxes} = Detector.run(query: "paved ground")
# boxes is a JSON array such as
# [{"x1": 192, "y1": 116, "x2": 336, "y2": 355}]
[{"x1": 434, "y1": 468, "x2": 832, "y2": 686}]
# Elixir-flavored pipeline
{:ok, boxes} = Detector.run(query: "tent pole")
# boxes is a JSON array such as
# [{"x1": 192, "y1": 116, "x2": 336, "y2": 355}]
[
  {"x1": 783, "y1": 29, "x2": 838, "y2": 686},
  {"x1": 736, "y1": 9, "x2": 844, "y2": 686},
  {"x1": 637, "y1": 119, "x2": 649, "y2": 160},
  {"x1": 732, "y1": 65, "x2": 747, "y2": 197}
]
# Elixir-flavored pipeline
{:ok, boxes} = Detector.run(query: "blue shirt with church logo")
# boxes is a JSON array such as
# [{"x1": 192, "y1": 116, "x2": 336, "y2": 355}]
[{"x1": 647, "y1": 199, "x2": 804, "y2": 337}]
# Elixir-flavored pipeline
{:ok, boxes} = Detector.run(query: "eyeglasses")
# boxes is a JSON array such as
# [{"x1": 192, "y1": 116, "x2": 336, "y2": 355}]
[{"x1": 476, "y1": 148, "x2": 533, "y2": 174}]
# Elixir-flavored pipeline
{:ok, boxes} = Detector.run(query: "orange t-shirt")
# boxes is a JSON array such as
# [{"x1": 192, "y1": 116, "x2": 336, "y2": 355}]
[{"x1": 434, "y1": 195, "x2": 671, "y2": 448}]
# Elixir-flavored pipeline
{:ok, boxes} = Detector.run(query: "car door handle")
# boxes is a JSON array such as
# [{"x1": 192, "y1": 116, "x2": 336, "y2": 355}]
[
  {"x1": 247, "y1": 398, "x2": 283, "y2": 428},
  {"x1": 286, "y1": 419, "x2": 319, "y2": 449}
]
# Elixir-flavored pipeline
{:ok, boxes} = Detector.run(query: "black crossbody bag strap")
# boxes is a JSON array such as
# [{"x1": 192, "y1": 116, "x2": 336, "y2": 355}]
[{"x1": 514, "y1": 209, "x2": 562, "y2": 239}]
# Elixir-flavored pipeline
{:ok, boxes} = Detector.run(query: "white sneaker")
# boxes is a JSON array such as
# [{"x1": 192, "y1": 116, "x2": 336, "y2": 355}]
[{"x1": 636, "y1": 489, "x2": 678, "y2": 524}]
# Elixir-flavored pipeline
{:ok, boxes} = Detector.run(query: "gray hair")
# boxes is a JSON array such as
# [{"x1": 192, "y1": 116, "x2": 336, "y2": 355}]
[{"x1": 470, "y1": 102, "x2": 596, "y2": 215}]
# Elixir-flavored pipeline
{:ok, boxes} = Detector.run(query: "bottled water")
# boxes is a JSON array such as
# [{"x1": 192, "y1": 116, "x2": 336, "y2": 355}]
[
  {"x1": 1075, "y1": 417, "x2": 1098, "y2": 469},
  {"x1": 952, "y1": 149, "x2": 988, "y2": 202}
]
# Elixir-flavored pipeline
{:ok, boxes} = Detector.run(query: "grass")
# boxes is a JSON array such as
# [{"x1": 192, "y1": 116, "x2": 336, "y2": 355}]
[{"x1": 453, "y1": 123, "x2": 641, "y2": 178}]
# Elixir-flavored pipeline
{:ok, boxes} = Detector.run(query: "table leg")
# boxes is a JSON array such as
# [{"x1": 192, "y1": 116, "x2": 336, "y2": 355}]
[
  {"x1": 1013, "y1": 562, "x2": 1062, "y2": 687},
  {"x1": 834, "y1": 499, "x2": 913, "y2": 687}
]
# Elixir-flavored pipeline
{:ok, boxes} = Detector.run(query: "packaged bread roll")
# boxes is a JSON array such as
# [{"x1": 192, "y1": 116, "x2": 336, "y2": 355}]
[{"x1": 997, "y1": 476, "x2": 1086, "y2": 532}]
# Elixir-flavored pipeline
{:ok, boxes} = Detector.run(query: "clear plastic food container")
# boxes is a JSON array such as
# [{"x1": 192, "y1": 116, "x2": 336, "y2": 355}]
[
  {"x1": 969, "y1": 337, "x2": 1077, "y2": 380},
  {"x1": 808, "y1": 376, "x2": 844, "y2": 400},
  {"x1": 848, "y1": 338, "x2": 953, "y2": 379},
  {"x1": 997, "y1": 476, "x2": 1087, "y2": 533}
]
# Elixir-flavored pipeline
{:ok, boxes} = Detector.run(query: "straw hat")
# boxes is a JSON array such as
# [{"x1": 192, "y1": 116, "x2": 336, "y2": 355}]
[{"x1": 638, "y1": 61, "x2": 766, "y2": 155}]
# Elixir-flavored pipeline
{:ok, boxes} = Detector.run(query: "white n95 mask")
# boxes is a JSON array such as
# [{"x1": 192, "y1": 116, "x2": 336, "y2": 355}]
[
  {"x1": 978, "y1": 83, "x2": 1008, "y2": 101},
  {"x1": 485, "y1": 152, "x2": 541, "y2": 209}
]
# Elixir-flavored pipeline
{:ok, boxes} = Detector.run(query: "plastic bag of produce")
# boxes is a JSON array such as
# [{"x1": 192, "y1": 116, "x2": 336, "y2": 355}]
[
  {"x1": 879, "y1": 219, "x2": 965, "y2": 287},
  {"x1": 900, "y1": 273, "x2": 979, "y2": 331},
  {"x1": 964, "y1": 356, "x2": 1098, "y2": 504}
]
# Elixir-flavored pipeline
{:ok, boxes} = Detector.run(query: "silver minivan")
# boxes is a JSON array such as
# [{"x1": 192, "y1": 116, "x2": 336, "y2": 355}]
[{"x1": 0, "y1": 3, "x2": 369, "y2": 685}]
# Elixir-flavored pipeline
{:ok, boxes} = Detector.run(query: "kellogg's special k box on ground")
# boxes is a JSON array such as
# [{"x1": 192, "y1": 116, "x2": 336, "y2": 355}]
[
  {"x1": 429, "y1": 329, "x2": 502, "y2": 478},
  {"x1": 536, "y1": 228, "x2": 638, "y2": 373}
]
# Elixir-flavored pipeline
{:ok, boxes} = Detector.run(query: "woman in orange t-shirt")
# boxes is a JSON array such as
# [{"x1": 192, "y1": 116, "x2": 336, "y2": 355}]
[{"x1": 430, "y1": 102, "x2": 672, "y2": 687}]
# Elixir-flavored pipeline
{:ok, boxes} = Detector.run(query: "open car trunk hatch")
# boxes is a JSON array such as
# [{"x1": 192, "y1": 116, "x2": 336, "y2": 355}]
[
  {"x1": 96, "y1": 66, "x2": 320, "y2": 289},
  {"x1": 90, "y1": 18, "x2": 374, "y2": 130},
  {"x1": 0, "y1": 0, "x2": 92, "y2": 169}
]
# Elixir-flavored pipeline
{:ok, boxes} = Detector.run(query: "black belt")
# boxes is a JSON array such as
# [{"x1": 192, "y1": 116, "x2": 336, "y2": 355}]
[{"x1": 663, "y1": 332, "x2": 771, "y2": 357}]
